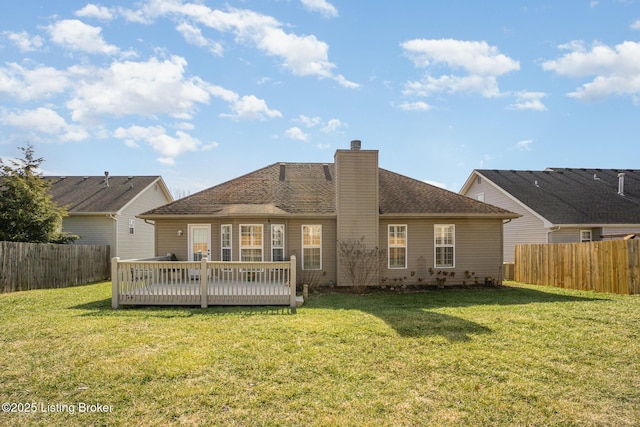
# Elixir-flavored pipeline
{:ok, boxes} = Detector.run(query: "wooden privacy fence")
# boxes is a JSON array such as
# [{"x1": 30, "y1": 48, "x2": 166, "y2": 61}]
[
  {"x1": 0, "y1": 241, "x2": 110, "y2": 293},
  {"x1": 514, "y1": 240, "x2": 640, "y2": 295}
]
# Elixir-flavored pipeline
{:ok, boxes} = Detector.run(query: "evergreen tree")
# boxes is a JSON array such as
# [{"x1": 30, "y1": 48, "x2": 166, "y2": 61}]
[{"x1": 0, "y1": 144, "x2": 76, "y2": 243}]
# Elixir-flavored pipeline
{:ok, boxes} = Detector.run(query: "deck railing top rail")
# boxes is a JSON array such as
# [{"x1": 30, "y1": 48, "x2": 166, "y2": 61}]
[{"x1": 112, "y1": 256, "x2": 297, "y2": 309}]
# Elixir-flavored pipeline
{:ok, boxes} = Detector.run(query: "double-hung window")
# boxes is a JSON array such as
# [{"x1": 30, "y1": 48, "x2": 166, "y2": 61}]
[
  {"x1": 271, "y1": 224, "x2": 285, "y2": 261},
  {"x1": 240, "y1": 225, "x2": 263, "y2": 261},
  {"x1": 302, "y1": 225, "x2": 322, "y2": 270},
  {"x1": 435, "y1": 224, "x2": 455, "y2": 268},
  {"x1": 580, "y1": 230, "x2": 592, "y2": 242},
  {"x1": 388, "y1": 225, "x2": 407, "y2": 269},
  {"x1": 221, "y1": 224, "x2": 232, "y2": 261}
]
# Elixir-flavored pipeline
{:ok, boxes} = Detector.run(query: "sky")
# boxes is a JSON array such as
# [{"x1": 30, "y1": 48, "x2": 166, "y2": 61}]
[{"x1": 1, "y1": 1, "x2": 639, "y2": 197}]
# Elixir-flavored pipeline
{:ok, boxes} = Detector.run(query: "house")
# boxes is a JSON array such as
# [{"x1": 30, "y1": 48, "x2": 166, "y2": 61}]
[
  {"x1": 46, "y1": 174, "x2": 173, "y2": 259},
  {"x1": 460, "y1": 168, "x2": 640, "y2": 262},
  {"x1": 139, "y1": 141, "x2": 519, "y2": 287}
]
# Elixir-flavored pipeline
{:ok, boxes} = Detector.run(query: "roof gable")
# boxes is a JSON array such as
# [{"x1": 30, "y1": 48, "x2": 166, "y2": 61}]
[
  {"x1": 475, "y1": 168, "x2": 640, "y2": 225},
  {"x1": 45, "y1": 176, "x2": 167, "y2": 214}
]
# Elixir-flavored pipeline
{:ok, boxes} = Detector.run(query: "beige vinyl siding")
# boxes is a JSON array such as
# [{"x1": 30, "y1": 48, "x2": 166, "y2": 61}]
[
  {"x1": 154, "y1": 218, "x2": 338, "y2": 285},
  {"x1": 464, "y1": 174, "x2": 547, "y2": 262},
  {"x1": 379, "y1": 218, "x2": 505, "y2": 285}
]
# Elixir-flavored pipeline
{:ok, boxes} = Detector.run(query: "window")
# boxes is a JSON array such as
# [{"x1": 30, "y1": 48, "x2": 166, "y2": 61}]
[
  {"x1": 580, "y1": 230, "x2": 592, "y2": 242},
  {"x1": 128, "y1": 219, "x2": 135, "y2": 235},
  {"x1": 388, "y1": 225, "x2": 407, "y2": 269},
  {"x1": 221, "y1": 224, "x2": 232, "y2": 261},
  {"x1": 435, "y1": 224, "x2": 455, "y2": 268},
  {"x1": 240, "y1": 225, "x2": 263, "y2": 261},
  {"x1": 302, "y1": 225, "x2": 322, "y2": 270},
  {"x1": 475, "y1": 192, "x2": 485, "y2": 202},
  {"x1": 271, "y1": 224, "x2": 285, "y2": 261}
]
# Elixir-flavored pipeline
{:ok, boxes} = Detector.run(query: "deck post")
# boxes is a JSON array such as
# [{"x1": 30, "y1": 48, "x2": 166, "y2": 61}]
[
  {"x1": 200, "y1": 257, "x2": 208, "y2": 308},
  {"x1": 289, "y1": 256, "x2": 297, "y2": 308},
  {"x1": 111, "y1": 257, "x2": 120, "y2": 309}
]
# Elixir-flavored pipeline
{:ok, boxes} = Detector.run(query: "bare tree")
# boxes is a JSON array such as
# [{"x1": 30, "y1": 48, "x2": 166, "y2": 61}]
[{"x1": 337, "y1": 237, "x2": 385, "y2": 292}]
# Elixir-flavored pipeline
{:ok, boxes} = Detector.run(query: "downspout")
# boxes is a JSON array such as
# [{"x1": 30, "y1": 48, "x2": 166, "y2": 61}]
[{"x1": 107, "y1": 213, "x2": 117, "y2": 259}]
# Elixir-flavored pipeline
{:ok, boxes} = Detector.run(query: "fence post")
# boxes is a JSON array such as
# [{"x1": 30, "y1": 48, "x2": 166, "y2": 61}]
[
  {"x1": 201, "y1": 257, "x2": 208, "y2": 308},
  {"x1": 111, "y1": 257, "x2": 120, "y2": 309},
  {"x1": 289, "y1": 256, "x2": 297, "y2": 308}
]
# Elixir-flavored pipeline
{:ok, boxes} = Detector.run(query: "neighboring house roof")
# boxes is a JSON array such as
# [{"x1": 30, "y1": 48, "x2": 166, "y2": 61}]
[
  {"x1": 45, "y1": 175, "x2": 171, "y2": 214},
  {"x1": 465, "y1": 168, "x2": 640, "y2": 225},
  {"x1": 140, "y1": 162, "x2": 517, "y2": 218}
]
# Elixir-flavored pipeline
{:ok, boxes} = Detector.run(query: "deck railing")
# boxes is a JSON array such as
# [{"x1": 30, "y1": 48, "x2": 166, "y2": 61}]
[{"x1": 112, "y1": 256, "x2": 297, "y2": 308}]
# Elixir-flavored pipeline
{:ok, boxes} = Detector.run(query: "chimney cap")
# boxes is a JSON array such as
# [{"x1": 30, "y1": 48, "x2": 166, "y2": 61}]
[{"x1": 350, "y1": 140, "x2": 361, "y2": 150}]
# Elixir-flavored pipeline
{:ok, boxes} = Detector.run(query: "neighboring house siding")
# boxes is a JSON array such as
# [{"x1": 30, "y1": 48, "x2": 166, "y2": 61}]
[
  {"x1": 547, "y1": 228, "x2": 581, "y2": 244},
  {"x1": 601, "y1": 226, "x2": 640, "y2": 237},
  {"x1": 378, "y1": 218, "x2": 505, "y2": 285},
  {"x1": 64, "y1": 216, "x2": 115, "y2": 252},
  {"x1": 464, "y1": 175, "x2": 546, "y2": 262},
  {"x1": 117, "y1": 181, "x2": 172, "y2": 259}
]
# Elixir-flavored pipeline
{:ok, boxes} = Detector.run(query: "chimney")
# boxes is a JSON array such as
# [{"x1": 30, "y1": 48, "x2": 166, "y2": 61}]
[
  {"x1": 618, "y1": 173, "x2": 625, "y2": 196},
  {"x1": 335, "y1": 140, "x2": 379, "y2": 286}
]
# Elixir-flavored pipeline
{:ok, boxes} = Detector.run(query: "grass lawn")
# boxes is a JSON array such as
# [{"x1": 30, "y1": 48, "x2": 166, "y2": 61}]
[{"x1": 1, "y1": 282, "x2": 639, "y2": 426}]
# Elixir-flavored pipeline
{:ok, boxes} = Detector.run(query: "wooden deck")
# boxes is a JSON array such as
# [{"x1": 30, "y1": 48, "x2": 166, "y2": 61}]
[{"x1": 112, "y1": 257, "x2": 298, "y2": 308}]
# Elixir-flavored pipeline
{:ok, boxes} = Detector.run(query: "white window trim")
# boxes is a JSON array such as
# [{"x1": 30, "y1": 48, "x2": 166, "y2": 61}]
[
  {"x1": 240, "y1": 224, "x2": 263, "y2": 262},
  {"x1": 434, "y1": 224, "x2": 455, "y2": 268},
  {"x1": 271, "y1": 224, "x2": 285, "y2": 261},
  {"x1": 302, "y1": 224, "x2": 322, "y2": 270},
  {"x1": 388, "y1": 224, "x2": 407, "y2": 269},
  {"x1": 580, "y1": 230, "x2": 592, "y2": 242},
  {"x1": 475, "y1": 192, "x2": 485, "y2": 202},
  {"x1": 221, "y1": 224, "x2": 232, "y2": 261}
]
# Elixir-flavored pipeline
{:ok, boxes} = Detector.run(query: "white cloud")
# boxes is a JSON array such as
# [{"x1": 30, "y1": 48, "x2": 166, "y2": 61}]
[
  {"x1": 47, "y1": 19, "x2": 119, "y2": 55},
  {"x1": 284, "y1": 127, "x2": 309, "y2": 141},
  {"x1": 3, "y1": 31, "x2": 44, "y2": 52},
  {"x1": 402, "y1": 39, "x2": 519, "y2": 76},
  {"x1": 294, "y1": 115, "x2": 322, "y2": 127},
  {"x1": 0, "y1": 63, "x2": 71, "y2": 101},
  {"x1": 300, "y1": 0, "x2": 338, "y2": 18},
  {"x1": 176, "y1": 22, "x2": 223, "y2": 56},
  {"x1": 121, "y1": 1, "x2": 357, "y2": 87},
  {"x1": 224, "y1": 94, "x2": 283, "y2": 120},
  {"x1": 75, "y1": 4, "x2": 114, "y2": 20},
  {"x1": 397, "y1": 101, "x2": 432, "y2": 111},
  {"x1": 509, "y1": 91, "x2": 547, "y2": 111},
  {"x1": 66, "y1": 56, "x2": 210, "y2": 123},
  {"x1": 113, "y1": 125, "x2": 202, "y2": 164},
  {"x1": 1, "y1": 107, "x2": 88, "y2": 141},
  {"x1": 321, "y1": 118, "x2": 346, "y2": 133},
  {"x1": 401, "y1": 38, "x2": 519, "y2": 98},
  {"x1": 514, "y1": 139, "x2": 533, "y2": 151},
  {"x1": 632, "y1": 19, "x2": 640, "y2": 31},
  {"x1": 542, "y1": 41, "x2": 640, "y2": 101}
]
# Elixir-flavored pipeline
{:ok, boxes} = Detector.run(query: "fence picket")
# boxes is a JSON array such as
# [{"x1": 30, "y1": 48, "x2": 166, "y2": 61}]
[
  {"x1": 0, "y1": 241, "x2": 110, "y2": 293},
  {"x1": 515, "y1": 240, "x2": 639, "y2": 295}
]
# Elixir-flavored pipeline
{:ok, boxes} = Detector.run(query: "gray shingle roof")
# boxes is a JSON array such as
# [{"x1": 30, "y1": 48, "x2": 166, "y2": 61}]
[
  {"x1": 476, "y1": 168, "x2": 640, "y2": 225},
  {"x1": 45, "y1": 176, "x2": 163, "y2": 213},
  {"x1": 141, "y1": 163, "x2": 517, "y2": 218}
]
